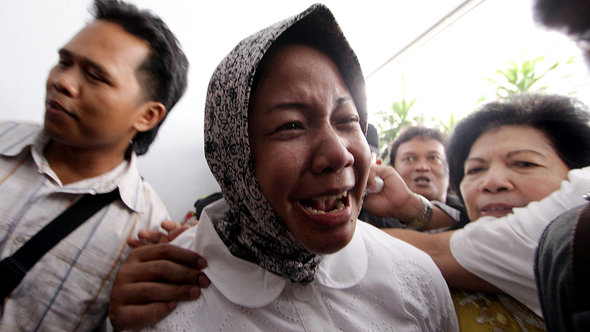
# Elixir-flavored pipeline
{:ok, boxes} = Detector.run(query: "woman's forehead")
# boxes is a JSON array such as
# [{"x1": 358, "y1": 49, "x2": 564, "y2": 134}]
[{"x1": 469, "y1": 125, "x2": 556, "y2": 156}]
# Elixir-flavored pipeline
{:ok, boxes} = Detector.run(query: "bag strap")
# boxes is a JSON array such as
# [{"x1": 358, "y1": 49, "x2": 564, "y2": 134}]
[{"x1": 0, "y1": 188, "x2": 119, "y2": 299}]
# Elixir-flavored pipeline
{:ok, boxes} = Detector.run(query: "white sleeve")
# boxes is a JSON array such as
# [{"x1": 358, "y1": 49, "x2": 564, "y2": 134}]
[{"x1": 450, "y1": 166, "x2": 590, "y2": 317}]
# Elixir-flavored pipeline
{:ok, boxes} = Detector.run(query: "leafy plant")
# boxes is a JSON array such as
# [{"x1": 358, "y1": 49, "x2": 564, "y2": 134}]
[
  {"x1": 373, "y1": 54, "x2": 579, "y2": 165},
  {"x1": 373, "y1": 76, "x2": 454, "y2": 164},
  {"x1": 481, "y1": 55, "x2": 575, "y2": 101}
]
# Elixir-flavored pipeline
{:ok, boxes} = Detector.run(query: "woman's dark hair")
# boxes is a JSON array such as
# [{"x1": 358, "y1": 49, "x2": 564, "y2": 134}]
[
  {"x1": 389, "y1": 126, "x2": 447, "y2": 166},
  {"x1": 92, "y1": 0, "x2": 188, "y2": 155},
  {"x1": 447, "y1": 93, "x2": 590, "y2": 198}
]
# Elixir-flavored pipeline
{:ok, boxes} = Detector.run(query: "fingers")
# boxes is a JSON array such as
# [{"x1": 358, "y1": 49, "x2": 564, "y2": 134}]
[
  {"x1": 366, "y1": 174, "x2": 376, "y2": 191},
  {"x1": 125, "y1": 243, "x2": 208, "y2": 274},
  {"x1": 137, "y1": 229, "x2": 169, "y2": 244},
  {"x1": 109, "y1": 300, "x2": 179, "y2": 330},
  {"x1": 167, "y1": 225, "x2": 190, "y2": 242},
  {"x1": 111, "y1": 279, "x2": 204, "y2": 304},
  {"x1": 161, "y1": 220, "x2": 182, "y2": 232},
  {"x1": 129, "y1": 220, "x2": 189, "y2": 248},
  {"x1": 108, "y1": 244, "x2": 211, "y2": 330},
  {"x1": 127, "y1": 237, "x2": 147, "y2": 248}
]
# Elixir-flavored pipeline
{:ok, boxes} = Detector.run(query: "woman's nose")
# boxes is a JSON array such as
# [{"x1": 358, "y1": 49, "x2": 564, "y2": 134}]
[
  {"x1": 311, "y1": 127, "x2": 354, "y2": 174},
  {"x1": 480, "y1": 166, "x2": 514, "y2": 193}
]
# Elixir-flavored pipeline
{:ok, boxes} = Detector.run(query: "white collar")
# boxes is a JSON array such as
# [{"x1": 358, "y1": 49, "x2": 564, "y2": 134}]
[{"x1": 185, "y1": 199, "x2": 368, "y2": 308}]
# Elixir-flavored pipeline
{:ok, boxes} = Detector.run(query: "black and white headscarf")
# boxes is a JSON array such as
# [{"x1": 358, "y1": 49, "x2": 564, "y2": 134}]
[{"x1": 204, "y1": 3, "x2": 367, "y2": 284}]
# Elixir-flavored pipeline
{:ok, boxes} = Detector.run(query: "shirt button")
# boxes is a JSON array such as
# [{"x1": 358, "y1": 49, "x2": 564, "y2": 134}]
[
  {"x1": 293, "y1": 285, "x2": 313, "y2": 302},
  {"x1": 15, "y1": 236, "x2": 26, "y2": 244}
]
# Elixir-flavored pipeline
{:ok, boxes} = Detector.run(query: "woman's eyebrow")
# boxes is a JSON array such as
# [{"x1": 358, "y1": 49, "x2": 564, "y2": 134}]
[
  {"x1": 506, "y1": 149, "x2": 548, "y2": 158},
  {"x1": 464, "y1": 156, "x2": 485, "y2": 163},
  {"x1": 335, "y1": 95, "x2": 354, "y2": 106},
  {"x1": 264, "y1": 102, "x2": 307, "y2": 115}
]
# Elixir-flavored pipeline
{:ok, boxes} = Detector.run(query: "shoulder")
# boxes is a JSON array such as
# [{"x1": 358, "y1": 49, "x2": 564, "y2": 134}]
[
  {"x1": 0, "y1": 121, "x2": 42, "y2": 155},
  {"x1": 357, "y1": 222, "x2": 442, "y2": 275},
  {"x1": 130, "y1": 177, "x2": 169, "y2": 228},
  {"x1": 536, "y1": 203, "x2": 588, "y2": 331},
  {"x1": 355, "y1": 222, "x2": 458, "y2": 330}
]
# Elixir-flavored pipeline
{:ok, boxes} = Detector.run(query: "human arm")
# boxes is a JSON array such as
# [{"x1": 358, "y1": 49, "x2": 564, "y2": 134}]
[
  {"x1": 363, "y1": 164, "x2": 456, "y2": 230},
  {"x1": 382, "y1": 228, "x2": 500, "y2": 292}
]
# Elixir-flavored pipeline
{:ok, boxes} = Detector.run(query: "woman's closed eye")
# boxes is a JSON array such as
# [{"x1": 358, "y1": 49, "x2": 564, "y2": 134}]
[
  {"x1": 275, "y1": 121, "x2": 304, "y2": 133},
  {"x1": 336, "y1": 114, "x2": 359, "y2": 125},
  {"x1": 465, "y1": 166, "x2": 485, "y2": 175},
  {"x1": 513, "y1": 160, "x2": 540, "y2": 169}
]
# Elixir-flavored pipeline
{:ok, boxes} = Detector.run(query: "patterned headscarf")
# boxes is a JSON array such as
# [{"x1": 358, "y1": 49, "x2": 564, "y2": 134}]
[{"x1": 204, "y1": 3, "x2": 367, "y2": 284}]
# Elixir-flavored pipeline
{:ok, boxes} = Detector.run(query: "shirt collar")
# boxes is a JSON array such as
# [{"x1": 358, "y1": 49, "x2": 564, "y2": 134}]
[
  {"x1": 1, "y1": 122, "x2": 145, "y2": 213},
  {"x1": 191, "y1": 199, "x2": 368, "y2": 308}
]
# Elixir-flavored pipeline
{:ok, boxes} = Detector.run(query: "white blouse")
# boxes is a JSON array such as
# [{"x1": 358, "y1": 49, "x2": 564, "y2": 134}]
[{"x1": 142, "y1": 199, "x2": 458, "y2": 332}]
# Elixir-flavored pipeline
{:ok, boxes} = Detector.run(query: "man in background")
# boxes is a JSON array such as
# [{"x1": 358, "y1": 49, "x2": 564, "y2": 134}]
[
  {"x1": 361, "y1": 126, "x2": 469, "y2": 231},
  {"x1": 388, "y1": 126, "x2": 469, "y2": 230},
  {"x1": 0, "y1": 0, "x2": 205, "y2": 329}
]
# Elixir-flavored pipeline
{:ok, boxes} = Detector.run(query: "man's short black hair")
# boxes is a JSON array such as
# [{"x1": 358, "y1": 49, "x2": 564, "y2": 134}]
[
  {"x1": 92, "y1": 0, "x2": 188, "y2": 155},
  {"x1": 389, "y1": 126, "x2": 447, "y2": 167}
]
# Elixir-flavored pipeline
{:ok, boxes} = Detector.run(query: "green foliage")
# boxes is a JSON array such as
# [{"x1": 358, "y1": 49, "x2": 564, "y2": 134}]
[
  {"x1": 373, "y1": 76, "x2": 454, "y2": 164},
  {"x1": 436, "y1": 112, "x2": 456, "y2": 135},
  {"x1": 374, "y1": 54, "x2": 576, "y2": 165},
  {"x1": 483, "y1": 55, "x2": 575, "y2": 100}
]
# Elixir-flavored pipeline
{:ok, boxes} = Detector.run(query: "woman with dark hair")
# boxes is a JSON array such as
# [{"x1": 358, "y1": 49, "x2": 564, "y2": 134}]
[
  {"x1": 447, "y1": 93, "x2": 590, "y2": 204},
  {"x1": 139, "y1": 4, "x2": 457, "y2": 331},
  {"x1": 368, "y1": 92, "x2": 590, "y2": 330}
]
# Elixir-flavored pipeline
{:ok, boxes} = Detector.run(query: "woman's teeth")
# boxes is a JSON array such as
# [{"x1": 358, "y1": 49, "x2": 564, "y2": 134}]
[{"x1": 302, "y1": 191, "x2": 347, "y2": 214}]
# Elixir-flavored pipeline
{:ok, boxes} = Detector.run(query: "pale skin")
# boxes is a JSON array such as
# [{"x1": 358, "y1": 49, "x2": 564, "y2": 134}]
[{"x1": 377, "y1": 125, "x2": 570, "y2": 291}]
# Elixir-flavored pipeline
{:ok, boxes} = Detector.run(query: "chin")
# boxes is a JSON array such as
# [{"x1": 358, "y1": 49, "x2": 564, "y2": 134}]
[{"x1": 302, "y1": 225, "x2": 356, "y2": 255}]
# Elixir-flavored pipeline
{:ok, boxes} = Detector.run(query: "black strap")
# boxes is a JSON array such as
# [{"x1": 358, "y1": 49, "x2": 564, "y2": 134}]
[{"x1": 0, "y1": 188, "x2": 119, "y2": 299}]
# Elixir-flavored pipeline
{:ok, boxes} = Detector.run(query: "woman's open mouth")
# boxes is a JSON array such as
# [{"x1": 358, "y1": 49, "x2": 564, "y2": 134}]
[{"x1": 300, "y1": 191, "x2": 349, "y2": 214}]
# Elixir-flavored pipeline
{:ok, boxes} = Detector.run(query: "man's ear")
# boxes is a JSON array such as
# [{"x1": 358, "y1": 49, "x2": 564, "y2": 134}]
[{"x1": 134, "y1": 102, "x2": 166, "y2": 132}]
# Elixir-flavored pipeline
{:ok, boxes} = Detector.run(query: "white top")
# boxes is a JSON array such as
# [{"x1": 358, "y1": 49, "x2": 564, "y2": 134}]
[
  {"x1": 143, "y1": 199, "x2": 459, "y2": 332},
  {"x1": 450, "y1": 166, "x2": 590, "y2": 317},
  {"x1": 0, "y1": 121, "x2": 168, "y2": 331}
]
